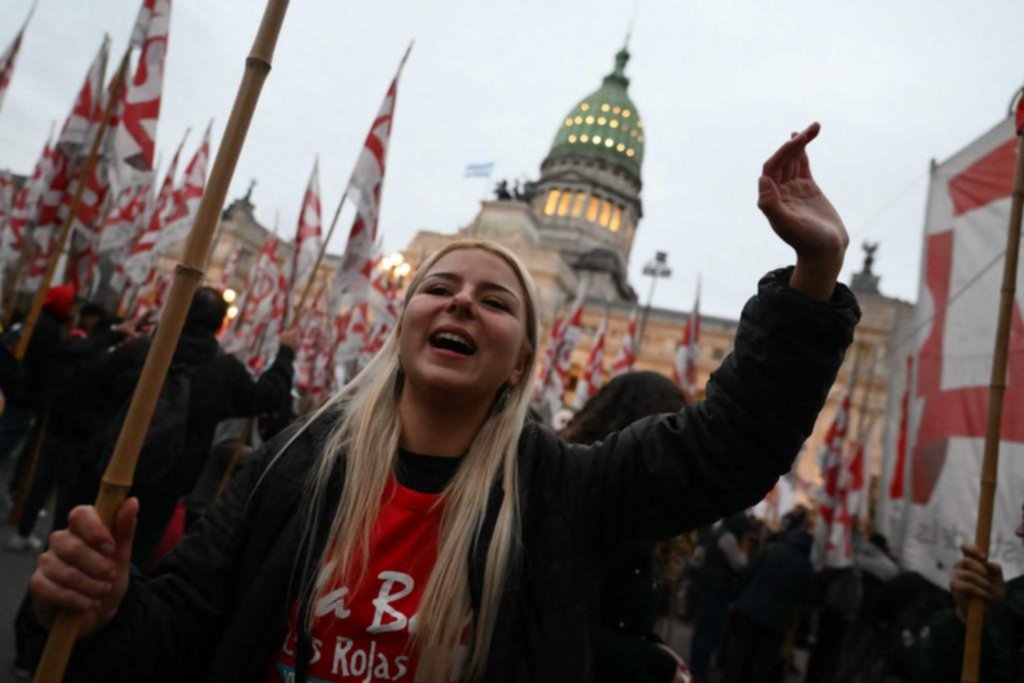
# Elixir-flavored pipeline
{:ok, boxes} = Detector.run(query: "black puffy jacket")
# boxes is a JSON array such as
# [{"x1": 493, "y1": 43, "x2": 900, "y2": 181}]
[{"x1": 64, "y1": 268, "x2": 859, "y2": 682}]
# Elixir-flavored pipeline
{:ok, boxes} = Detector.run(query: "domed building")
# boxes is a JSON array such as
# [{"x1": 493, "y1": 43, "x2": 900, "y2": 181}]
[{"x1": 530, "y1": 44, "x2": 646, "y2": 302}]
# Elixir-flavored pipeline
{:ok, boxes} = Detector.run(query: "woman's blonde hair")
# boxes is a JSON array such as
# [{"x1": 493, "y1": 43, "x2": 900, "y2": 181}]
[{"x1": 277, "y1": 239, "x2": 539, "y2": 681}]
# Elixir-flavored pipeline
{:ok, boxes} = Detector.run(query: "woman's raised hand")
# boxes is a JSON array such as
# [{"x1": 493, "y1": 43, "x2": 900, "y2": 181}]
[
  {"x1": 757, "y1": 122, "x2": 849, "y2": 301},
  {"x1": 29, "y1": 498, "x2": 139, "y2": 638}
]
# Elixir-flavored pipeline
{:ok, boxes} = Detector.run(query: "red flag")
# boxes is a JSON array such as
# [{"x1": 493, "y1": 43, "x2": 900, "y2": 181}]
[
  {"x1": 609, "y1": 306, "x2": 637, "y2": 377},
  {"x1": 288, "y1": 158, "x2": 322, "y2": 312},
  {"x1": 333, "y1": 46, "x2": 411, "y2": 301},
  {"x1": 0, "y1": 2, "x2": 36, "y2": 113},
  {"x1": 112, "y1": 0, "x2": 171, "y2": 185},
  {"x1": 575, "y1": 313, "x2": 608, "y2": 408},
  {"x1": 534, "y1": 281, "x2": 588, "y2": 416},
  {"x1": 888, "y1": 355, "x2": 913, "y2": 500},
  {"x1": 1016, "y1": 89, "x2": 1024, "y2": 136},
  {"x1": 123, "y1": 131, "x2": 184, "y2": 285},
  {"x1": 219, "y1": 248, "x2": 241, "y2": 291},
  {"x1": 159, "y1": 122, "x2": 211, "y2": 249},
  {"x1": 6, "y1": 131, "x2": 55, "y2": 273},
  {"x1": 673, "y1": 279, "x2": 701, "y2": 400}
]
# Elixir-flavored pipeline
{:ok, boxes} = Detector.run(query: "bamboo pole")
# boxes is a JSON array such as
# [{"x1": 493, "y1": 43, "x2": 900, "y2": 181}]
[
  {"x1": 32, "y1": 2, "x2": 290, "y2": 680},
  {"x1": 960, "y1": 114, "x2": 1024, "y2": 683},
  {"x1": 14, "y1": 51, "x2": 130, "y2": 361}
]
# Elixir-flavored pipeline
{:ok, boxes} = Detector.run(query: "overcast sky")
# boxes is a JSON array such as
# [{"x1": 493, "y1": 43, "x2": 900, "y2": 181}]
[{"x1": 2, "y1": 0, "x2": 1022, "y2": 318}]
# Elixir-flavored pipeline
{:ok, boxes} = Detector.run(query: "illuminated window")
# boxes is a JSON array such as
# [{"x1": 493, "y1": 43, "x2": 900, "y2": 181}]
[
  {"x1": 544, "y1": 190, "x2": 560, "y2": 216},
  {"x1": 586, "y1": 196, "x2": 600, "y2": 222},
  {"x1": 568, "y1": 135, "x2": 577, "y2": 143},
  {"x1": 623, "y1": 110, "x2": 631, "y2": 118},
  {"x1": 593, "y1": 135, "x2": 602, "y2": 144},
  {"x1": 575, "y1": 116, "x2": 583, "y2": 124},
  {"x1": 571, "y1": 192, "x2": 586, "y2": 217},
  {"x1": 601, "y1": 103, "x2": 610, "y2": 112},
  {"x1": 599, "y1": 200, "x2": 613, "y2": 227},
  {"x1": 616, "y1": 143, "x2": 625, "y2": 152},
  {"x1": 585, "y1": 116, "x2": 595, "y2": 124},
  {"x1": 610, "y1": 206, "x2": 623, "y2": 232},
  {"x1": 580, "y1": 134, "x2": 589, "y2": 143},
  {"x1": 557, "y1": 191, "x2": 572, "y2": 216},
  {"x1": 631, "y1": 129, "x2": 638, "y2": 138},
  {"x1": 626, "y1": 148, "x2": 635, "y2": 157},
  {"x1": 565, "y1": 118, "x2": 573, "y2": 126},
  {"x1": 612, "y1": 106, "x2": 621, "y2": 114},
  {"x1": 637, "y1": 136, "x2": 644, "y2": 143},
  {"x1": 597, "y1": 117, "x2": 606, "y2": 125},
  {"x1": 581, "y1": 103, "x2": 590, "y2": 111},
  {"x1": 610, "y1": 119, "x2": 619, "y2": 128},
  {"x1": 604, "y1": 138, "x2": 614, "y2": 148}
]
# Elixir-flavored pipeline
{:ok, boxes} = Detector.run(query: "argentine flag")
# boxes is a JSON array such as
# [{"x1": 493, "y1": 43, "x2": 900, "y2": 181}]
[{"x1": 464, "y1": 162, "x2": 494, "y2": 179}]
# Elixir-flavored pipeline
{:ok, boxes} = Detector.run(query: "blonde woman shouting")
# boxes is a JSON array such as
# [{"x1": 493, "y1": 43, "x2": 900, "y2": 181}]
[{"x1": 30, "y1": 123, "x2": 859, "y2": 682}]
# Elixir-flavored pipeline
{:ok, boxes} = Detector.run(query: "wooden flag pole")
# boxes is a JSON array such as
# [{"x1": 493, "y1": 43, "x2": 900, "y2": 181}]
[
  {"x1": 14, "y1": 49, "x2": 131, "y2": 361},
  {"x1": 32, "y1": 2, "x2": 290, "y2": 680},
  {"x1": 961, "y1": 99, "x2": 1024, "y2": 683}
]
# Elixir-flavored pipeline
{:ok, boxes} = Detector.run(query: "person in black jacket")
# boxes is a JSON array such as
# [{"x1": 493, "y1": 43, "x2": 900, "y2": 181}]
[
  {"x1": 30, "y1": 123, "x2": 859, "y2": 682},
  {"x1": 560, "y1": 371, "x2": 691, "y2": 683},
  {"x1": 721, "y1": 511, "x2": 814, "y2": 683}
]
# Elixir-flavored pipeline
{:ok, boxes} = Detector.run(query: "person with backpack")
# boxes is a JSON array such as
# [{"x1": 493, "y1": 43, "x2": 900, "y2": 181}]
[{"x1": 30, "y1": 123, "x2": 858, "y2": 682}]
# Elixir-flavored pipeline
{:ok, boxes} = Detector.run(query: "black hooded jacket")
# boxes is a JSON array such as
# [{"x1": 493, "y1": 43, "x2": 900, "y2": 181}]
[{"x1": 61, "y1": 268, "x2": 859, "y2": 682}]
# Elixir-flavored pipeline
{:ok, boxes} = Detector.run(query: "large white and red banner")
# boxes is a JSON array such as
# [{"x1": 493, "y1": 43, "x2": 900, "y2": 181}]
[
  {"x1": 574, "y1": 314, "x2": 607, "y2": 409},
  {"x1": 892, "y1": 116, "x2": 1024, "y2": 587},
  {"x1": 123, "y1": 136, "x2": 182, "y2": 286}
]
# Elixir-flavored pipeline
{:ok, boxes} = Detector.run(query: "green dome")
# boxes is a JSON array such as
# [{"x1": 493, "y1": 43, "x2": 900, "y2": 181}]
[{"x1": 550, "y1": 46, "x2": 645, "y2": 175}]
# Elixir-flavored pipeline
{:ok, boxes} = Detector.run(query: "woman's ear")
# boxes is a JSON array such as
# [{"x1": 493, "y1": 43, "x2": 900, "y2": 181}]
[{"x1": 505, "y1": 348, "x2": 530, "y2": 387}]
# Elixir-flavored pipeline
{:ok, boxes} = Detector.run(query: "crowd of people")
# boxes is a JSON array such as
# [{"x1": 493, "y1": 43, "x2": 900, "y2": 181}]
[{"x1": 0, "y1": 122, "x2": 1010, "y2": 682}]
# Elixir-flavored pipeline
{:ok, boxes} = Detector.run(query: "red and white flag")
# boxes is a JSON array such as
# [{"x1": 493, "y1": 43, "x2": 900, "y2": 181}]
[
  {"x1": 57, "y1": 35, "x2": 110, "y2": 154},
  {"x1": 158, "y1": 121, "x2": 210, "y2": 249},
  {"x1": 219, "y1": 248, "x2": 241, "y2": 291},
  {"x1": 5, "y1": 131, "x2": 55, "y2": 271},
  {"x1": 99, "y1": 182, "x2": 150, "y2": 254},
  {"x1": 332, "y1": 47, "x2": 411, "y2": 303},
  {"x1": 288, "y1": 158, "x2": 322, "y2": 316},
  {"x1": 123, "y1": 133, "x2": 183, "y2": 285},
  {"x1": 673, "y1": 280, "x2": 701, "y2": 401},
  {"x1": 813, "y1": 386, "x2": 854, "y2": 569},
  {"x1": 609, "y1": 306, "x2": 637, "y2": 378},
  {"x1": 575, "y1": 313, "x2": 608, "y2": 408},
  {"x1": 891, "y1": 113, "x2": 1024, "y2": 587},
  {"x1": 534, "y1": 281, "x2": 588, "y2": 417},
  {"x1": 111, "y1": 0, "x2": 171, "y2": 187},
  {"x1": 0, "y1": 2, "x2": 35, "y2": 113}
]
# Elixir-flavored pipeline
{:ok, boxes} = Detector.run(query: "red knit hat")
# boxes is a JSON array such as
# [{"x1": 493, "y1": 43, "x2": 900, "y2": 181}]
[{"x1": 43, "y1": 284, "x2": 77, "y2": 320}]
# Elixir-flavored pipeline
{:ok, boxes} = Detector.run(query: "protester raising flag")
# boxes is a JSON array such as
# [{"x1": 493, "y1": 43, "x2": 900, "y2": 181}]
[
  {"x1": 111, "y1": 0, "x2": 171, "y2": 188},
  {"x1": 609, "y1": 306, "x2": 637, "y2": 377},
  {"x1": 673, "y1": 279, "x2": 701, "y2": 401},
  {"x1": 332, "y1": 46, "x2": 411, "y2": 303},
  {"x1": 534, "y1": 280, "x2": 588, "y2": 417},
  {"x1": 159, "y1": 121, "x2": 211, "y2": 249},
  {"x1": 574, "y1": 312, "x2": 608, "y2": 408},
  {"x1": 287, "y1": 157, "x2": 322, "y2": 319},
  {"x1": 0, "y1": 2, "x2": 36, "y2": 113}
]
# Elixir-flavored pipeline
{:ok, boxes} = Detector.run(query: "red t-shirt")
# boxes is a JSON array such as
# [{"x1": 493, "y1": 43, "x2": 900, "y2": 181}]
[{"x1": 267, "y1": 475, "x2": 452, "y2": 682}]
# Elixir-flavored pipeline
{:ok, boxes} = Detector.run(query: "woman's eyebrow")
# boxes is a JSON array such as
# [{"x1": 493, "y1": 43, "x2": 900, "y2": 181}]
[{"x1": 424, "y1": 272, "x2": 520, "y2": 301}]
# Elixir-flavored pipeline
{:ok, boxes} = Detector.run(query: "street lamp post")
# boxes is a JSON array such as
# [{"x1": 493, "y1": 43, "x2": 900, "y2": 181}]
[{"x1": 636, "y1": 251, "x2": 671, "y2": 357}]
